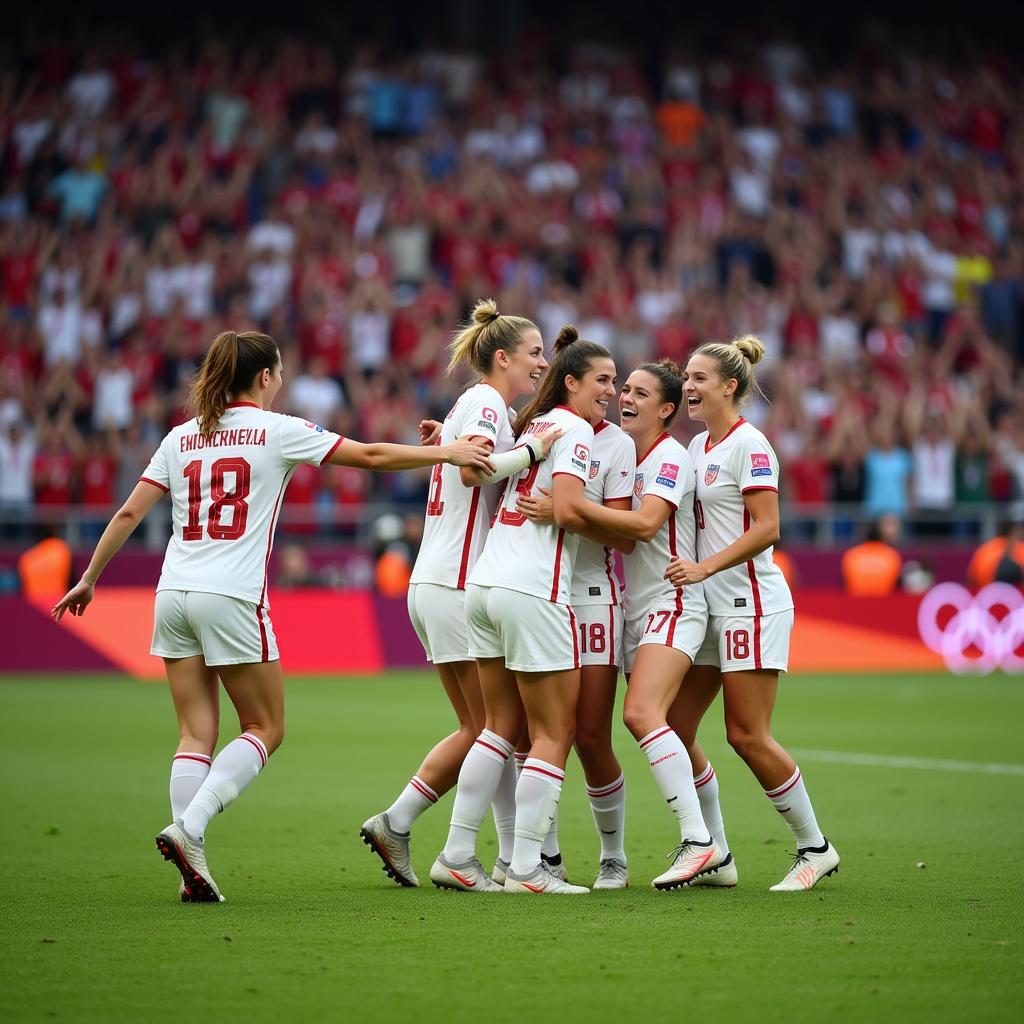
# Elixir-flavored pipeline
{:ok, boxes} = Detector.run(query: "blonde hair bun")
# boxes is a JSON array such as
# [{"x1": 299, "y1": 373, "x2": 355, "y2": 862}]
[
  {"x1": 655, "y1": 356, "x2": 681, "y2": 377},
  {"x1": 732, "y1": 334, "x2": 766, "y2": 366},
  {"x1": 472, "y1": 298, "x2": 501, "y2": 325}
]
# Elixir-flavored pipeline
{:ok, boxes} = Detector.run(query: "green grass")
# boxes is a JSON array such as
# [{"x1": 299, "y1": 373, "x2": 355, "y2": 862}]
[{"x1": 2, "y1": 671, "x2": 1022, "y2": 1024}]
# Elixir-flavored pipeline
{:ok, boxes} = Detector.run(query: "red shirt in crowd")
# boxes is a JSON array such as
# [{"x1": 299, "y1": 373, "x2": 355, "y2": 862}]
[
  {"x1": 80, "y1": 454, "x2": 117, "y2": 506},
  {"x1": 34, "y1": 451, "x2": 75, "y2": 505}
]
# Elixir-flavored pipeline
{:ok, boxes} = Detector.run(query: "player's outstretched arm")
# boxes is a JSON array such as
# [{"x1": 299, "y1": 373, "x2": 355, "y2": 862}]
[
  {"x1": 575, "y1": 493, "x2": 672, "y2": 543},
  {"x1": 325, "y1": 437, "x2": 496, "y2": 473},
  {"x1": 51, "y1": 480, "x2": 167, "y2": 621},
  {"x1": 664, "y1": 488, "x2": 781, "y2": 586},
  {"x1": 459, "y1": 426, "x2": 562, "y2": 487},
  {"x1": 517, "y1": 489, "x2": 635, "y2": 552}
]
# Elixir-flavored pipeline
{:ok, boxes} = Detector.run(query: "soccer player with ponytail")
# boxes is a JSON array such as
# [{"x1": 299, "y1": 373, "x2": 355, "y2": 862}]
[
  {"x1": 52, "y1": 329, "x2": 495, "y2": 903},
  {"x1": 665, "y1": 335, "x2": 840, "y2": 891},
  {"x1": 361, "y1": 300, "x2": 560, "y2": 888}
]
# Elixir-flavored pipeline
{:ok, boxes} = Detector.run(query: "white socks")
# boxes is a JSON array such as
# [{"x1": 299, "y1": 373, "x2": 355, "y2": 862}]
[
  {"x1": 181, "y1": 733, "x2": 268, "y2": 842},
  {"x1": 694, "y1": 762, "x2": 730, "y2": 857},
  {"x1": 491, "y1": 757, "x2": 517, "y2": 863},
  {"x1": 170, "y1": 752, "x2": 211, "y2": 821},
  {"x1": 443, "y1": 730, "x2": 513, "y2": 862},
  {"x1": 639, "y1": 727, "x2": 710, "y2": 844},
  {"x1": 764, "y1": 766, "x2": 825, "y2": 849},
  {"x1": 386, "y1": 775, "x2": 438, "y2": 833},
  {"x1": 587, "y1": 773, "x2": 626, "y2": 862},
  {"x1": 510, "y1": 758, "x2": 564, "y2": 876}
]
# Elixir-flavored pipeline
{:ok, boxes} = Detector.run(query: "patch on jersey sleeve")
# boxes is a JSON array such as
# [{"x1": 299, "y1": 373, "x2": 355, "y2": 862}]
[
  {"x1": 589, "y1": 459, "x2": 601, "y2": 479},
  {"x1": 304, "y1": 421, "x2": 325, "y2": 433},
  {"x1": 634, "y1": 472, "x2": 645, "y2": 499},
  {"x1": 475, "y1": 408, "x2": 500, "y2": 434},
  {"x1": 705, "y1": 464, "x2": 720, "y2": 485},
  {"x1": 655, "y1": 462, "x2": 679, "y2": 488},
  {"x1": 571, "y1": 443, "x2": 590, "y2": 471},
  {"x1": 750, "y1": 452, "x2": 773, "y2": 477}
]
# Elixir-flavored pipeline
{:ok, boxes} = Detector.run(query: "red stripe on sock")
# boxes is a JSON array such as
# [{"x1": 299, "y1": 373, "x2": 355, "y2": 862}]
[
  {"x1": 694, "y1": 766, "x2": 715, "y2": 789},
  {"x1": 239, "y1": 733, "x2": 267, "y2": 767},
  {"x1": 765, "y1": 771, "x2": 801, "y2": 799},
  {"x1": 173, "y1": 753, "x2": 212, "y2": 765},
  {"x1": 523, "y1": 763, "x2": 565, "y2": 782},
  {"x1": 588, "y1": 777, "x2": 625, "y2": 798},
  {"x1": 410, "y1": 778, "x2": 437, "y2": 802},
  {"x1": 639, "y1": 727, "x2": 672, "y2": 750},
  {"x1": 475, "y1": 738, "x2": 509, "y2": 761}
]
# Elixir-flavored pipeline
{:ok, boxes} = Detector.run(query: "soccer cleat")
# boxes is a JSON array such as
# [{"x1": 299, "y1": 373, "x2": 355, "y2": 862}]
[
  {"x1": 652, "y1": 839, "x2": 723, "y2": 891},
  {"x1": 491, "y1": 857, "x2": 510, "y2": 886},
  {"x1": 504, "y1": 863, "x2": 590, "y2": 895},
  {"x1": 429, "y1": 853, "x2": 503, "y2": 892},
  {"x1": 155, "y1": 822, "x2": 224, "y2": 903},
  {"x1": 770, "y1": 839, "x2": 840, "y2": 892},
  {"x1": 360, "y1": 812, "x2": 419, "y2": 888},
  {"x1": 592, "y1": 858, "x2": 629, "y2": 890},
  {"x1": 689, "y1": 852, "x2": 738, "y2": 888},
  {"x1": 179, "y1": 880, "x2": 191, "y2": 902},
  {"x1": 541, "y1": 852, "x2": 568, "y2": 881}
]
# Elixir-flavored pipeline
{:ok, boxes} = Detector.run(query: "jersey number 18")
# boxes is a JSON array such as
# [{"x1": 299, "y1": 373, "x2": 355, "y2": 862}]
[{"x1": 182, "y1": 458, "x2": 251, "y2": 541}]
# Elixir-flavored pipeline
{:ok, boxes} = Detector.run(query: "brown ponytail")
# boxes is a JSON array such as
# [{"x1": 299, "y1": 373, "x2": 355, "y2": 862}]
[
  {"x1": 446, "y1": 297, "x2": 538, "y2": 376},
  {"x1": 187, "y1": 330, "x2": 279, "y2": 436},
  {"x1": 514, "y1": 325, "x2": 611, "y2": 437}
]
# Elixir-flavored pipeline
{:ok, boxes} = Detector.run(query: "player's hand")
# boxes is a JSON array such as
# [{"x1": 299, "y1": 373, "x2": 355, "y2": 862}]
[
  {"x1": 516, "y1": 487, "x2": 553, "y2": 524},
  {"x1": 446, "y1": 439, "x2": 496, "y2": 473},
  {"x1": 52, "y1": 579, "x2": 95, "y2": 622},
  {"x1": 664, "y1": 558, "x2": 709, "y2": 586},
  {"x1": 531, "y1": 427, "x2": 563, "y2": 460},
  {"x1": 419, "y1": 419, "x2": 443, "y2": 445}
]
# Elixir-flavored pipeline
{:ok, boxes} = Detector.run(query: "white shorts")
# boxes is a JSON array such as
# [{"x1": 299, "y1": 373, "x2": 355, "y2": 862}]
[
  {"x1": 572, "y1": 603, "x2": 623, "y2": 669},
  {"x1": 466, "y1": 584, "x2": 579, "y2": 673},
  {"x1": 407, "y1": 582, "x2": 471, "y2": 664},
  {"x1": 151, "y1": 590, "x2": 279, "y2": 666},
  {"x1": 623, "y1": 601, "x2": 709, "y2": 675},
  {"x1": 693, "y1": 609, "x2": 794, "y2": 673}
]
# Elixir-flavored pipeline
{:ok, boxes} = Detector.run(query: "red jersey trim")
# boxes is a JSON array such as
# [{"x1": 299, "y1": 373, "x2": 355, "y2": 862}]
[
  {"x1": 139, "y1": 476, "x2": 170, "y2": 493},
  {"x1": 593, "y1": 420, "x2": 610, "y2": 435},
  {"x1": 666, "y1": 512, "x2": 684, "y2": 644},
  {"x1": 568, "y1": 606, "x2": 580, "y2": 669},
  {"x1": 637, "y1": 432, "x2": 670, "y2": 466},
  {"x1": 225, "y1": 401, "x2": 261, "y2": 409},
  {"x1": 259, "y1": 474, "x2": 291, "y2": 609},
  {"x1": 741, "y1": 485, "x2": 778, "y2": 494},
  {"x1": 457, "y1": 487, "x2": 482, "y2": 589},
  {"x1": 608, "y1": 605, "x2": 616, "y2": 666},
  {"x1": 705, "y1": 417, "x2": 747, "y2": 454},
  {"x1": 256, "y1": 605, "x2": 269, "y2": 662},
  {"x1": 550, "y1": 528, "x2": 566, "y2": 602},
  {"x1": 554, "y1": 404, "x2": 587, "y2": 419},
  {"x1": 743, "y1": 508, "x2": 764, "y2": 669},
  {"x1": 320, "y1": 437, "x2": 344, "y2": 464},
  {"x1": 552, "y1": 471, "x2": 586, "y2": 481},
  {"x1": 463, "y1": 435, "x2": 497, "y2": 450}
]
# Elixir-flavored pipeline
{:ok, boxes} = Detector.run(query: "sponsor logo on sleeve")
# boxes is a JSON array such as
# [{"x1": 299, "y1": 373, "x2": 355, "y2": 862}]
[
  {"x1": 705, "y1": 464, "x2": 720, "y2": 485},
  {"x1": 656, "y1": 462, "x2": 679, "y2": 488},
  {"x1": 304, "y1": 421, "x2": 325, "y2": 433},
  {"x1": 633, "y1": 472, "x2": 645, "y2": 499},
  {"x1": 589, "y1": 459, "x2": 601, "y2": 479},
  {"x1": 750, "y1": 452, "x2": 773, "y2": 477},
  {"x1": 571, "y1": 442, "x2": 590, "y2": 471}
]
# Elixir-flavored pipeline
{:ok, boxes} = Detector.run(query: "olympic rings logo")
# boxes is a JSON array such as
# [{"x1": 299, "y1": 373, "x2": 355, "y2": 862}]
[{"x1": 917, "y1": 582, "x2": 1024, "y2": 676}]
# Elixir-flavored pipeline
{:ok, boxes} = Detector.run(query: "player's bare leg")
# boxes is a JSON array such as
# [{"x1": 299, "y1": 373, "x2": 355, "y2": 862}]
[
  {"x1": 721, "y1": 669, "x2": 838, "y2": 890},
  {"x1": 575, "y1": 663, "x2": 627, "y2": 888},
  {"x1": 164, "y1": 656, "x2": 219, "y2": 901},
  {"x1": 667, "y1": 665, "x2": 737, "y2": 886}
]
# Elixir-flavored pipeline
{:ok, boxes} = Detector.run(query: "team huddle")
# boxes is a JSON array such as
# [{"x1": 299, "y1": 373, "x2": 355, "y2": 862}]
[{"x1": 52, "y1": 302, "x2": 839, "y2": 902}]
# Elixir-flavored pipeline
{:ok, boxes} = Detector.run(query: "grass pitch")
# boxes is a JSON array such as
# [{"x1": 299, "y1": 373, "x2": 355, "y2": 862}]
[{"x1": 1, "y1": 671, "x2": 1022, "y2": 1024}]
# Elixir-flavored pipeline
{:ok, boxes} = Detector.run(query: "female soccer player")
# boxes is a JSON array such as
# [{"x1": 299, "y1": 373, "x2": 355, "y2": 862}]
[
  {"x1": 360, "y1": 300, "x2": 559, "y2": 888},
  {"x1": 566, "y1": 360, "x2": 724, "y2": 890},
  {"x1": 51, "y1": 329, "x2": 495, "y2": 903},
  {"x1": 665, "y1": 335, "x2": 840, "y2": 891},
  {"x1": 514, "y1": 394, "x2": 636, "y2": 890},
  {"x1": 430, "y1": 327, "x2": 614, "y2": 895}
]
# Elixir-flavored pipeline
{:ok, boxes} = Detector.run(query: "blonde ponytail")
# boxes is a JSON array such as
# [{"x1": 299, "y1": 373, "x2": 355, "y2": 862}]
[
  {"x1": 446, "y1": 298, "x2": 538, "y2": 376},
  {"x1": 691, "y1": 334, "x2": 768, "y2": 407}
]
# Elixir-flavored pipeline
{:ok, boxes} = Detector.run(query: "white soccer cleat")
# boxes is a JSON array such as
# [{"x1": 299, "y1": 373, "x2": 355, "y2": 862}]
[
  {"x1": 541, "y1": 852, "x2": 568, "y2": 881},
  {"x1": 689, "y1": 851, "x2": 738, "y2": 888},
  {"x1": 155, "y1": 822, "x2": 224, "y2": 903},
  {"x1": 179, "y1": 879, "x2": 190, "y2": 902},
  {"x1": 491, "y1": 857, "x2": 510, "y2": 886},
  {"x1": 504, "y1": 863, "x2": 590, "y2": 895},
  {"x1": 360, "y1": 812, "x2": 420, "y2": 888},
  {"x1": 770, "y1": 839, "x2": 840, "y2": 892},
  {"x1": 652, "y1": 839, "x2": 723, "y2": 891},
  {"x1": 592, "y1": 858, "x2": 629, "y2": 890},
  {"x1": 429, "y1": 853, "x2": 503, "y2": 892}
]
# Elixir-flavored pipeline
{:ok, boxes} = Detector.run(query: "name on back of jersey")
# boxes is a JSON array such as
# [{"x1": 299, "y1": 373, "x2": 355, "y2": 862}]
[{"x1": 180, "y1": 427, "x2": 268, "y2": 453}]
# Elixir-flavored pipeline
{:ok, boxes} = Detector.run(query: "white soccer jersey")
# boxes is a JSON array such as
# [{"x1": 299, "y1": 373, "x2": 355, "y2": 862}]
[
  {"x1": 624, "y1": 432, "x2": 705, "y2": 617},
  {"x1": 571, "y1": 420, "x2": 636, "y2": 607},
  {"x1": 469, "y1": 406, "x2": 594, "y2": 605},
  {"x1": 410, "y1": 382, "x2": 515, "y2": 589},
  {"x1": 688, "y1": 418, "x2": 793, "y2": 616},
  {"x1": 141, "y1": 402, "x2": 342, "y2": 607}
]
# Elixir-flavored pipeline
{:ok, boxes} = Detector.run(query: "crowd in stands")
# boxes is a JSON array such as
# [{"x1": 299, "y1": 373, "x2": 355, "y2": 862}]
[{"x1": 1, "y1": 23, "x2": 1023, "y2": 546}]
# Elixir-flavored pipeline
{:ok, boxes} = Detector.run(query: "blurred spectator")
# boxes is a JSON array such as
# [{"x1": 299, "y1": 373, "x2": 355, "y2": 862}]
[
  {"x1": 0, "y1": 421, "x2": 36, "y2": 538},
  {"x1": 967, "y1": 519, "x2": 1024, "y2": 589},
  {"x1": 18, "y1": 532, "x2": 72, "y2": 598},
  {"x1": 841, "y1": 515, "x2": 904, "y2": 596}
]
